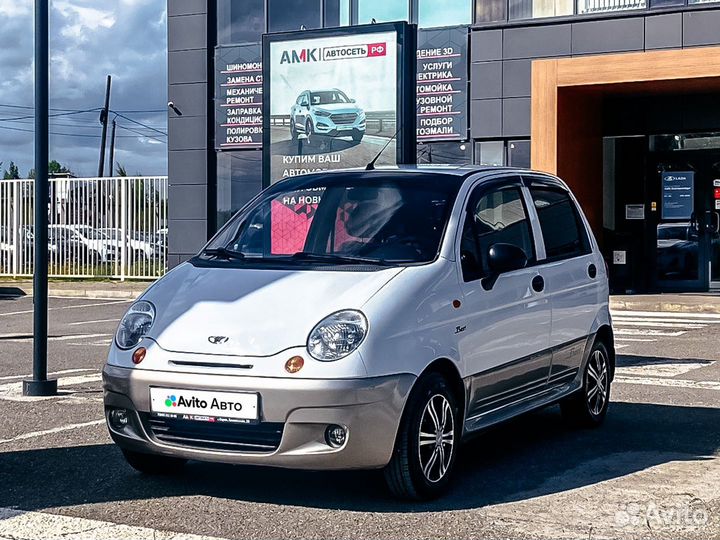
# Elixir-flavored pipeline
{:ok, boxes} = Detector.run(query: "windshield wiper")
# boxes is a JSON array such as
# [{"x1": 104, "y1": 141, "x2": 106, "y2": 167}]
[
  {"x1": 290, "y1": 251, "x2": 390, "y2": 265},
  {"x1": 202, "y1": 247, "x2": 245, "y2": 260}
]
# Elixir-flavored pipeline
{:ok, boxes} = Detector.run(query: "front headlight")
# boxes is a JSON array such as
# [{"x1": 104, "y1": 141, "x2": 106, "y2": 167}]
[
  {"x1": 115, "y1": 301, "x2": 155, "y2": 350},
  {"x1": 307, "y1": 310, "x2": 367, "y2": 361}
]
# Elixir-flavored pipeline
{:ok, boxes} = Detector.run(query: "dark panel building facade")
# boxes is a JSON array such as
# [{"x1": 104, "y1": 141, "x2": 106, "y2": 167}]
[{"x1": 168, "y1": 0, "x2": 720, "y2": 293}]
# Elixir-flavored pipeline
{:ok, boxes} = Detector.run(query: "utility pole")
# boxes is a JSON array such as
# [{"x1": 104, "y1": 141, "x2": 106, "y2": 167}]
[
  {"x1": 107, "y1": 118, "x2": 117, "y2": 177},
  {"x1": 97, "y1": 75, "x2": 112, "y2": 177},
  {"x1": 24, "y1": 0, "x2": 56, "y2": 396}
]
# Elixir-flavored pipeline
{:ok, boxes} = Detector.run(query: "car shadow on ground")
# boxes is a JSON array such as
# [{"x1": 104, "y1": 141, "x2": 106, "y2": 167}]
[
  {"x1": 1, "y1": 401, "x2": 718, "y2": 514},
  {"x1": 0, "y1": 287, "x2": 25, "y2": 299},
  {"x1": 617, "y1": 354, "x2": 714, "y2": 368}
]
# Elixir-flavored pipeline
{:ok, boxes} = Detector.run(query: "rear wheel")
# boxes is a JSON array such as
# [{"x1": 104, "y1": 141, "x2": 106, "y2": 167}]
[
  {"x1": 121, "y1": 449, "x2": 187, "y2": 475},
  {"x1": 561, "y1": 341, "x2": 611, "y2": 428},
  {"x1": 384, "y1": 373, "x2": 460, "y2": 500}
]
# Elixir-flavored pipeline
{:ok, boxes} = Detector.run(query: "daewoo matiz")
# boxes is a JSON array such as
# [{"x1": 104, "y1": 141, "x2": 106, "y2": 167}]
[{"x1": 103, "y1": 166, "x2": 614, "y2": 500}]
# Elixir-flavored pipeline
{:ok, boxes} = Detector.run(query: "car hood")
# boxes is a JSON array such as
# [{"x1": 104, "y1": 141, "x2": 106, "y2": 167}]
[
  {"x1": 143, "y1": 262, "x2": 403, "y2": 357},
  {"x1": 314, "y1": 103, "x2": 361, "y2": 114}
]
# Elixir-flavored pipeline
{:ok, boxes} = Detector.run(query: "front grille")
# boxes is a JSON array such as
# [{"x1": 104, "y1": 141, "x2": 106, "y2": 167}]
[
  {"x1": 143, "y1": 414, "x2": 283, "y2": 453},
  {"x1": 330, "y1": 113, "x2": 357, "y2": 125}
]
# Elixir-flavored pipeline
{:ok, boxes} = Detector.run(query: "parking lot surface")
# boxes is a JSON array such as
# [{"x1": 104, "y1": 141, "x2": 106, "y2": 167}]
[{"x1": 0, "y1": 293, "x2": 718, "y2": 539}]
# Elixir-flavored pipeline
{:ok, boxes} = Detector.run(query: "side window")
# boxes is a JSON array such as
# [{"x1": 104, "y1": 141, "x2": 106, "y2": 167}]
[
  {"x1": 529, "y1": 186, "x2": 590, "y2": 261},
  {"x1": 460, "y1": 185, "x2": 535, "y2": 282}
]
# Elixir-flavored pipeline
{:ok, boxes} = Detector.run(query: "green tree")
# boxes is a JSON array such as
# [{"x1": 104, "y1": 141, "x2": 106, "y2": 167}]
[
  {"x1": 115, "y1": 163, "x2": 128, "y2": 177},
  {"x1": 28, "y1": 160, "x2": 73, "y2": 178},
  {"x1": 3, "y1": 161, "x2": 20, "y2": 179}
]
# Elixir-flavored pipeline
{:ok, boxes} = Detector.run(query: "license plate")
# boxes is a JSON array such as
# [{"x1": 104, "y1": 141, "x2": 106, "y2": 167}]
[{"x1": 149, "y1": 387, "x2": 259, "y2": 422}]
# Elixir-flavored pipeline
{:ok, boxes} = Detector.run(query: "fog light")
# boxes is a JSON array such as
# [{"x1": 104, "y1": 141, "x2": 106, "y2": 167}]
[
  {"x1": 285, "y1": 355, "x2": 304, "y2": 373},
  {"x1": 109, "y1": 408, "x2": 129, "y2": 430},
  {"x1": 132, "y1": 347, "x2": 146, "y2": 364},
  {"x1": 325, "y1": 424, "x2": 347, "y2": 448}
]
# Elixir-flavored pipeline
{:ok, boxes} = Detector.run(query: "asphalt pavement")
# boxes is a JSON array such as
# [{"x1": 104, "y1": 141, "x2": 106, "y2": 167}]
[{"x1": 0, "y1": 293, "x2": 718, "y2": 540}]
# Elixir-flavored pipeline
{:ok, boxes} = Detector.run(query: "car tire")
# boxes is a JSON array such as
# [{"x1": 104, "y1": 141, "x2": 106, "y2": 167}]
[
  {"x1": 305, "y1": 119, "x2": 314, "y2": 146},
  {"x1": 384, "y1": 372, "x2": 460, "y2": 500},
  {"x1": 352, "y1": 131, "x2": 364, "y2": 143},
  {"x1": 290, "y1": 121, "x2": 297, "y2": 141},
  {"x1": 121, "y1": 449, "x2": 187, "y2": 475},
  {"x1": 560, "y1": 340, "x2": 611, "y2": 428}
]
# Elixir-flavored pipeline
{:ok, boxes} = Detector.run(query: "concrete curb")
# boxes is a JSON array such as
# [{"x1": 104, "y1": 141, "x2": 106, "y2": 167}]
[
  {"x1": 0, "y1": 283, "x2": 148, "y2": 300},
  {"x1": 609, "y1": 298, "x2": 720, "y2": 314}
]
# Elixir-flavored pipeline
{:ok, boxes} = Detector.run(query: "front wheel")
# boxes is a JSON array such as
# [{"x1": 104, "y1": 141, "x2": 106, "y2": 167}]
[
  {"x1": 305, "y1": 119, "x2": 314, "y2": 146},
  {"x1": 384, "y1": 373, "x2": 460, "y2": 500},
  {"x1": 561, "y1": 341, "x2": 611, "y2": 428},
  {"x1": 121, "y1": 448, "x2": 187, "y2": 475}
]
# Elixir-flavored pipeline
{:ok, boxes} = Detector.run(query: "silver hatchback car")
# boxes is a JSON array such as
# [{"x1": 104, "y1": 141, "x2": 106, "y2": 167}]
[{"x1": 104, "y1": 166, "x2": 613, "y2": 499}]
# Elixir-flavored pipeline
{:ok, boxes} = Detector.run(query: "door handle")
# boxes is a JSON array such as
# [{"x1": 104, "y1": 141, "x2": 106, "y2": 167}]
[
  {"x1": 531, "y1": 275, "x2": 544, "y2": 293},
  {"x1": 588, "y1": 263, "x2": 597, "y2": 279}
]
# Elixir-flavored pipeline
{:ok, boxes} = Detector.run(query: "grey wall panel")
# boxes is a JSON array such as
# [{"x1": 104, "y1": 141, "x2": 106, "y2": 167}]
[
  {"x1": 471, "y1": 61, "x2": 502, "y2": 99},
  {"x1": 168, "y1": 219, "x2": 208, "y2": 254},
  {"x1": 168, "y1": 0, "x2": 206, "y2": 17},
  {"x1": 502, "y1": 97, "x2": 531, "y2": 137},
  {"x1": 168, "y1": 13, "x2": 207, "y2": 51},
  {"x1": 571, "y1": 18, "x2": 644, "y2": 55},
  {"x1": 168, "y1": 83, "x2": 208, "y2": 117},
  {"x1": 683, "y1": 10, "x2": 720, "y2": 47},
  {"x1": 502, "y1": 59, "x2": 531, "y2": 98},
  {"x1": 470, "y1": 29, "x2": 503, "y2": 62},
  {"x1": 169, "y1": 150, "x2": 208, "y2": 185},
  {"x1": 169, "y1": 49, "x2": 208, "y2": 84},
  {"x1": 169, "y1": 185, "x2": 208, "y2": 221},
  {"x1": 470, "y1": 99, "x2": 502, "y2": 138},
  {"x1": 169, "y1": 116, "x2": 207, "y2": 151},
  {"x1": 503, "y1": 25, "x2": 571, "y2": 60},
  {"x1": 645, "y1": 13, "x2": 683, "y2": 50}
]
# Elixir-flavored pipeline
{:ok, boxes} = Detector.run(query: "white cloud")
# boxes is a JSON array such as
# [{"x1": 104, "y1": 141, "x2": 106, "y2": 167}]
[{"x1": 0, "y1": 0, "x2": 31, "y2": 17}]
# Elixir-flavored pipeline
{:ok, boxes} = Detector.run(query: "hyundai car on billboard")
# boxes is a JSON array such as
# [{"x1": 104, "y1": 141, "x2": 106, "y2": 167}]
[{"x1": 265, "y1": 30, "x2": 400, "y2": 183}]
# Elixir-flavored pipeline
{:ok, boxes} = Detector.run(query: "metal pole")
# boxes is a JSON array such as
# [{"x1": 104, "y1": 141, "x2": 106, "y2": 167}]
[
  {"x1": 97, "y1": 75, "x2": 112, "y2": 177},
  {"x1": 107, "y1": 119, "x2": 116, "y2": 177},
  {"x1": 24, "y1": 0, "x2": 56, "y2": 396}
]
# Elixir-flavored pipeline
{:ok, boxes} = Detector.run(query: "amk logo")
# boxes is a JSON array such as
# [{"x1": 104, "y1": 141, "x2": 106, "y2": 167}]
[{"x1": 165, "y1": 395, "x2": 177, "y2": 407}]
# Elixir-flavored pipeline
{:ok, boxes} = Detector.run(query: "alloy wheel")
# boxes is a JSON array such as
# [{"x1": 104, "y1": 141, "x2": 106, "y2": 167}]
[
  {"x1": 586, "y1": 349, "x2": 609, "y2": 416},
  {"x1": 417, "y1": 394, "x2": 455, "y2": 483}
]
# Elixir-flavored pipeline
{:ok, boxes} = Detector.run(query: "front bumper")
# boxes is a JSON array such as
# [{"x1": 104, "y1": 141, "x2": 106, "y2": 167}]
[{"x1": 103, "y1": 365, "x2": 415, "y2": 470}]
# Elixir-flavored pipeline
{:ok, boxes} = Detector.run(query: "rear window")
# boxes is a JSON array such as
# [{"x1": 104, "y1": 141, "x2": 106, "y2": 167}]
[{"x1": 530, "y1": 186, "x2": 591, "y2": 261}]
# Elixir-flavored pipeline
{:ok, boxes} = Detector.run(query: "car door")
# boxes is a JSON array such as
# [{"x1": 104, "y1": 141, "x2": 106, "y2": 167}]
[
  {"x1": 523, "y1": 176, "x2": 603, "y2": 388},
  {"x1": 456, "y1": 177, "x2": 552, "y2": 428}
]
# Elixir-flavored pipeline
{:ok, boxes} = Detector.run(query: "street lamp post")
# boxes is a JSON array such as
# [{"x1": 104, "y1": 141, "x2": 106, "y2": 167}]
[{"x1": 23, "y1": 0, "x2": 56, "y2": 396}]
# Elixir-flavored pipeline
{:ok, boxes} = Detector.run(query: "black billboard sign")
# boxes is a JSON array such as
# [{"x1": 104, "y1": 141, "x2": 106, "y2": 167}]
[
  {"x1": 215, "y1": 44, "x2": 263, "y2": 150},
  {"x1": 416, "y1": 27, "x2": 468, "y2": 142},
  {"x1": 662, "y1": 171, "x2": 694, "y2": 219},
  {"x1": 263, "y1": 22, "x2": 416, "y2": 186}
]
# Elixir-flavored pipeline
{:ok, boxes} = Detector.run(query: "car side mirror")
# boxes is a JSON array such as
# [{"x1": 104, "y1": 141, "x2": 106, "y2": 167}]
[
  {"x1": 350, "y1": 98, "x2": 356, "y2": 103},
  {"x1": 482, "y1": 243, "x2": 527, "y2": 290}
]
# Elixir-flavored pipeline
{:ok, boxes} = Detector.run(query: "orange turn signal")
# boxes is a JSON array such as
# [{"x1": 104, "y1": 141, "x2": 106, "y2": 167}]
[
  {"x1": 285, "y1": 355, "x2": 304, "y2": 374},
  {"x1": 132, "y1": 347, "x2": 146, "y2": 365}
]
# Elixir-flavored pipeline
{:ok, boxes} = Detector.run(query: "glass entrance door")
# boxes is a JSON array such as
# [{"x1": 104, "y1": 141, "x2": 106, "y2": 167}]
[{"x1": 648, "y1": 134, "x2": 720, "y2": 292}]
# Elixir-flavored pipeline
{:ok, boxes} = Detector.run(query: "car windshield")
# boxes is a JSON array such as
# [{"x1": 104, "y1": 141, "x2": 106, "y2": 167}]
[
  {"x1": 310, "y1": 91, "x2": 350, "y2": 105},
  {"x1": 200, "y1": 174, "x2": 462, "y2": 267}
]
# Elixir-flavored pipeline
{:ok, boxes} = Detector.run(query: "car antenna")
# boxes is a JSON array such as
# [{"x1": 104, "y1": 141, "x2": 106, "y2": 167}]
[{"x1": 365, "y1": 124, "x2": 402, "y2": 171}]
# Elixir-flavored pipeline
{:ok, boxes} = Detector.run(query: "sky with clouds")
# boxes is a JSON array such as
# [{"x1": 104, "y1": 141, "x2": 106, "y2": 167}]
[{"x1": 0, "y1": 0, "x2": 167, "y2": 178}]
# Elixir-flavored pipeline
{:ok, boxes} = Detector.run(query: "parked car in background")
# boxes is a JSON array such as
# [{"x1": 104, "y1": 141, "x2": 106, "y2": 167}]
[
  {"x1": 104, "y1": 166, "x2": 613, "y2": 500},
  {"x1": 48, "y1": 225, "x2": 117, "y2": 263},
  {"x1": 99, "y1": 228, "x2": 160, "y2": 261},
  {"x1": 47, "y1": 227, "x2": 90, "y2": 262},
  {"x1": 290, "y1": 89, "x2": 366, "y2": 145}
]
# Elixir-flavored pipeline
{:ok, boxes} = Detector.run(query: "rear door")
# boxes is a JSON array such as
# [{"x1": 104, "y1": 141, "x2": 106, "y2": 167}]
[
  {"x1": 456, "y1": 176, "x2": 552, "y2": 426},
  {"x1": 523, "y1": 176, "x2": 603, "y2": 388}
]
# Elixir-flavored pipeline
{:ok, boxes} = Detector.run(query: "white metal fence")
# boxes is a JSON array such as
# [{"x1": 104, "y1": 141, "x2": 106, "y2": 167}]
[{"x1": 0, "y1": 176, "x2": 168, "y2": 280}]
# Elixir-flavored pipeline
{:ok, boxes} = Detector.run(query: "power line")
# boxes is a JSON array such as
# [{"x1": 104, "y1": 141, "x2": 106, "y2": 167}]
[
  {"x1": 112, "y1": 111, "x2": 168, "y2": 137},
  {"x1": 0, "y1": 102, "x2": 167, "y2": 114},
  {"x1": 116, "y1": 123, "x2": 167, "y2": 144},
  {"x1": 0, "y1": 108, "x2": 102, "y2": 122},
  {"x1": 0, "y1": 124, "x2": 159, "y2": 139}
]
